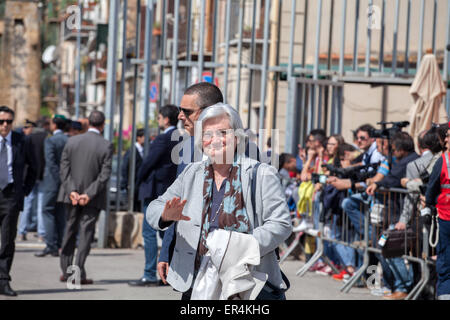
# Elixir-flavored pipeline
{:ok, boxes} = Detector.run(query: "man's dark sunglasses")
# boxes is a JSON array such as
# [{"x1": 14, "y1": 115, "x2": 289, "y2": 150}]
[
  {"x1": 179, "y1": 106, "x2": 206, "y2": 117},
  {"x1": 0, "y1": 120, "x2": 13, "y2": 125}
]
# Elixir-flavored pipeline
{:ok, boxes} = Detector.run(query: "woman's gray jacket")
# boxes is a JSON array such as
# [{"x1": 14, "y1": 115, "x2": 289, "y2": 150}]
[{"x1": 146, "y1": 156, "x2": 292, "y2": 293}]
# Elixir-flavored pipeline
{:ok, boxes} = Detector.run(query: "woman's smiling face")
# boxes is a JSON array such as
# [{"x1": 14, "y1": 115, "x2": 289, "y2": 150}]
[{"x1": 202, "y1": 115, "x2": 236, "y2": 164}]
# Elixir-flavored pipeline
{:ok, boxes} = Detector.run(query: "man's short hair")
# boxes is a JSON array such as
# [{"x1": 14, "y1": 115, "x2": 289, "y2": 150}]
[
  {"x1": 88, "y1": 111, "x2": 105, "y2": 128},
  {"x1": 159, "y1": 104, "x2": 179, "y2": 126},
  {"x1": 309, "y1": 128, "x2": 327, "y2": 147},
  {"x1": 420, "y1": 130, "x2": 443, "y2": 154},
  {"x1": 184, "y1": 82, "x2": 224, "y2": 109},
  {"x1": 433, "y1": 122, "x2": 449, "y2": 146},
  {"x1": 309, "y1": 128, "x2": 326, "y2": 137},
  {"x1": 356, "y1": 124, "x2": 375, "y2": 135},
  {"x1": 338, "y1": 143, "x2": 357, "y2": 158},
  {"x1": 137, "y1": 128, "x2": 145, "y2": 137},
  {"x1": 279, "y1": 153, "x2": 295, "y2": 169},
  {"x1": 0, "y1": 106, "x2": 15, "y2": 119},
  {"x1": 392, "y1": 132, "x2": 415, "y2": 153},
  {"x1": 53, "y1": 117, "x2": 67, "y2": 131}
]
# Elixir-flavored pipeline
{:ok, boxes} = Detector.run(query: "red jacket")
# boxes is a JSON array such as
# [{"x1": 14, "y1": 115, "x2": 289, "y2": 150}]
[{"x1": 436, "y1": 152, "x2": 450, "y2": 221}]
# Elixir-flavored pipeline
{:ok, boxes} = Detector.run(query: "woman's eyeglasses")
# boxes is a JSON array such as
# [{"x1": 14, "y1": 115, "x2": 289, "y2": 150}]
[{"x1": 202, "y1": 129, "x2": 234, "y2": 142}]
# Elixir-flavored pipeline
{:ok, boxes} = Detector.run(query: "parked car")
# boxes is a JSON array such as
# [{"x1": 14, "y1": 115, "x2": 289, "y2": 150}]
[{"x1": 109, "y1": 155, "x2": 128, "y2": 211}]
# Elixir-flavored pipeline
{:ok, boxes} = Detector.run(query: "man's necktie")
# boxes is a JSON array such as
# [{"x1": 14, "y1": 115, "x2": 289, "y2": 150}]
[{"x1": 0, "y1": 139, "x2": 9, "y2": 190}]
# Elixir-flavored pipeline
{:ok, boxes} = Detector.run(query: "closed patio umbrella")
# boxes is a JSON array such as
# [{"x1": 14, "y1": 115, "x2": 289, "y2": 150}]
[{"x1": 409, "y1": 54, "x2": 448, "y2": 144}]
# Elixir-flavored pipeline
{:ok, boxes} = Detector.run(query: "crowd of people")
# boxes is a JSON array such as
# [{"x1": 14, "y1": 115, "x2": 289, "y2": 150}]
[
  {"x1": 15, "y1": 116, "x2": 86, "y2": 244},
  {"x1": 0, "y1": 107, "x2": 112, "y2": 296},
  {"x1": 276, "y1": 121, "x2": 450, "y2": 300},
  {"x1": 0, "y1": 81, "x2": 449, "y2": 301}
]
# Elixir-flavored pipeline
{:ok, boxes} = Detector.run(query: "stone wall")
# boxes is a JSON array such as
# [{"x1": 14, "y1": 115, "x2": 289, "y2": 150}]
[{"x1": 0, "y1": 0, "x2": 41, "y2": 125}]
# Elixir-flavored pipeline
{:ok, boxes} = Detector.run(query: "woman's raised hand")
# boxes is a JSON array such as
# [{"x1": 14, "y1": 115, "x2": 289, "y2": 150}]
[{"x1": 161, "y1": 197, "x2": 190, "y2": 222}]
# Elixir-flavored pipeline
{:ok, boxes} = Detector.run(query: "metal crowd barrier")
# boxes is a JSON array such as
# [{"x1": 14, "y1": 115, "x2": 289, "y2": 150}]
[{"x1": 285, "y1": 187, "x2": 437, "y2": 300}]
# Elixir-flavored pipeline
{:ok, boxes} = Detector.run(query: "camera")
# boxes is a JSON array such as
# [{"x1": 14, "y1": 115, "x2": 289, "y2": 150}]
[
  {"x1": 311, "y1": 173, "x2": 328, "y2": 184},
  {"x1": 420, "y1": 207, "x2": 434, "y2": 226},
  {"x1": 369, "y1": 121, "x2": 410, "y2": 139},
  {"x1": 322, "y1": 163, "x2": 379, "y2": 183}
]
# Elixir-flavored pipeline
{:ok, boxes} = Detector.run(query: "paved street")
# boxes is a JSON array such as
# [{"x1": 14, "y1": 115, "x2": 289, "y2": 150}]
[{"x1": 1, "y1": 234, "x2": 380, "y2": 300}]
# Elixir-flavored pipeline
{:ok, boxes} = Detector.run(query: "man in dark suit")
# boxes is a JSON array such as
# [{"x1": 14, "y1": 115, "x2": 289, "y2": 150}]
[
  {"x1": 35, "y1": 116, "x2": 69, "y2": 257},
  {"x1": 28, "y1": 119, "x2": 50, "y2": 241},
  {"x1": 121, "y1": 128, "x2": 145, "y2": 211},
  {"x1": 58, "y1": 111, "x2": 113, "y2": 284},
  {"x1": 17, "y1": 119, "x2": 38, "y2": 240},
  {"x1": 128, "y1": 104, "x2": 179, "y2": 287},
  {"x1": 0, "y1": 106, "x2": 37, "y2": 296}
]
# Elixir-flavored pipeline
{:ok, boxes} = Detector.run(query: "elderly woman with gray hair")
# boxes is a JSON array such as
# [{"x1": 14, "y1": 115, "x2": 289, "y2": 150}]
[{"x1": 146, "y1": 103, "x2": 292, "y2": 300}]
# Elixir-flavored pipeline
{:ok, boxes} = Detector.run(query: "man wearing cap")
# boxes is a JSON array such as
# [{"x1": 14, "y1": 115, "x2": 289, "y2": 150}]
[
  {"x1": 17, "y1": 120, "x2": 38, "y2": 240},
  {"x1": 35, "y1": 115, "x2": 69, "y2": 257},
  {"x1": 22, "y1": 119, "x2": 36, "y2": 136},
  {"x1": 68, "y1": 120, "x2": 83, "y2": 137},
  {"x1": 18, "y1": 118, "x2": 48, "y2": 242}
]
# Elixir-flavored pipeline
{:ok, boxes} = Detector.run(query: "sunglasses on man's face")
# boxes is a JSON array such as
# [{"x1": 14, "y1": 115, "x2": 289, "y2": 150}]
[
  {"x1": 0, "y1": 120, "x2": 13, "y2": 125},
  {"x1": 179, "y1": 106, "x2": 205, "y2": 117},
  {"x1": 356, "y1": 136, "x2": 368, "y2": 141}
]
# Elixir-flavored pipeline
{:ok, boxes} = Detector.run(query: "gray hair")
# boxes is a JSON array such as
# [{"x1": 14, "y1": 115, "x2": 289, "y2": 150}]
[{"x1": 194, "y1": 103, "x2": 247, "y2": 156}]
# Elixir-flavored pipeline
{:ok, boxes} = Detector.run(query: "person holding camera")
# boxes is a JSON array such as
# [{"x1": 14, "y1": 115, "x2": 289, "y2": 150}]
[
  {"x1": 328, "y1": 124, "x2": 385, "y2": 237},
  {"x1": 424, "y1": 122, "x2": 450, "y2": 300}
]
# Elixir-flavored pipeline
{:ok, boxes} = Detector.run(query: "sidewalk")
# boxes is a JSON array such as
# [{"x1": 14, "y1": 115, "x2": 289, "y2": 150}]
[{"x1": 2, "y1": 235, "x2": 380, "y2": 300}]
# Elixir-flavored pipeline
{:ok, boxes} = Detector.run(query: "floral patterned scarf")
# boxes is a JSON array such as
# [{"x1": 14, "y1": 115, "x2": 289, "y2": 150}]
[{"x1": 197, "y1": 159, "x2": 250, "y2": 257}]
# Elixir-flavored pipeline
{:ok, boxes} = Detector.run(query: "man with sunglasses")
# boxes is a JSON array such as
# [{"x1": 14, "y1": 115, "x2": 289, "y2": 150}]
[
  {"x1": 329, "y1": 124, "x2": 385, "y2": 191},
  {"x1": 328, "y1": 124, "x2": 385, "y2": 246},
  {"x1": 0, "y1": 106, "x2": 37, "y2": 296}
]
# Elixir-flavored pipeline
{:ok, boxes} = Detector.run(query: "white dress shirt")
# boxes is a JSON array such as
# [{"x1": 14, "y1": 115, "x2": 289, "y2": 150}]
[
  {"x1": 135, "y1": 142, "x2": 144, "y2": 159},
  {"x1": 88, "y1": 128, "x2": 101, "y2": 135},
  {"x1": 163, "y1": 126, "x2": 176, "y2": 134}
]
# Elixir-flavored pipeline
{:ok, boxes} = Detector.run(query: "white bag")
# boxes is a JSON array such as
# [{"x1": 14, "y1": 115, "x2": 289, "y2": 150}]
[{"x1": 370, "y1": 203, "x2": 385, "y2": 225}]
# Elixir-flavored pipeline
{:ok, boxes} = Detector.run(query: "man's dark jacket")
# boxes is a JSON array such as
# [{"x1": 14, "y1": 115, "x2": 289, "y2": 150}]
[
  {"x1": 41, "y1": 131, "x2": 69, "y2": 193},
  {"x1": 137, "y1": 128, "x2": 178, "y2": 204},
  {"x1": 375, "y1": 151, "x2": 419, "y2": 222},
  {"x1": 28, "y1": 128, "x2": 48, "y2": 181},
  {"x1": 375, "y1": 152, "x2": 419, "y2": 189},
  {"x1": 120, "y1": 146, "x2": 143, "y2": 191},
  {"x1": 11, "y1": 131, "x2": 37, "y2": 210}
]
